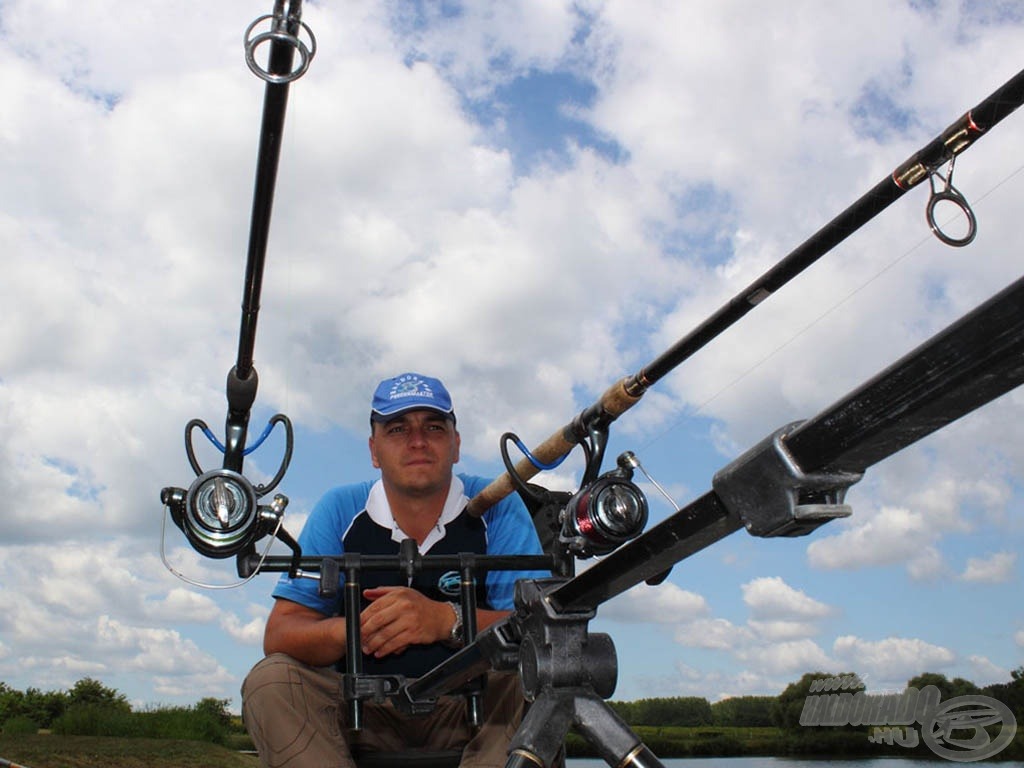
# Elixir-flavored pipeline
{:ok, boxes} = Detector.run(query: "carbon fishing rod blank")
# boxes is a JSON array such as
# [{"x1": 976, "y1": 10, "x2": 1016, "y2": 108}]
[{"x1": 466, "y1": 66, "x2": 1024, "y2": 518}]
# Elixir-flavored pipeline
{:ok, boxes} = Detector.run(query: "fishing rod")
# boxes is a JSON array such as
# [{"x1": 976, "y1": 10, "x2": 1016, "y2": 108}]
[
  {"x1": 237, "y1": 267, "x2": 1024, "y2": 767},
  {"x1": 160, "y1": 1, "x2": 315, "y2": 573},
  {"x1": 403, "y1": 273, "x2": 1024, "y2": 768},
  {"x1": 466, "y1": 65, "x2": 1024, "y2": 519},
  {"x1": 227, "y1": 0, "x2": 315, "y2": 470}
]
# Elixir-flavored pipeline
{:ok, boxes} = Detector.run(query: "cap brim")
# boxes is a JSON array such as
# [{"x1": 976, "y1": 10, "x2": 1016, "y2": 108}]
[{"x1": 370, "y1": 405, "x2": 456, "y2": 422}]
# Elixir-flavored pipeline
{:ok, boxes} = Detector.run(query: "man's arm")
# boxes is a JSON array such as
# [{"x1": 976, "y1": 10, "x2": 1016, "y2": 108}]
[
  {"x1": 360, "y1": 586, "x2": 509, "y2": 658},
  {"x1": 264, "y1": 597, "x2": 348, "y2": 667}
]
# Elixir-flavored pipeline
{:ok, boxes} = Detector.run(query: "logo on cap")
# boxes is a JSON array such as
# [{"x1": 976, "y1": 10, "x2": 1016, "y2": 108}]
[
  {"x1": 390, "y1": 374, "x2": 436, "y2": 401},
  {"x1": 371, "y1": 372, "x2": 454, "y2": 421}
]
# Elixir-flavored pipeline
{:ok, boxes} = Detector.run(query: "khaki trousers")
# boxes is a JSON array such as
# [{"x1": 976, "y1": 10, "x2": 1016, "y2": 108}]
[{"x1": 242, "y1": 653, "x2": 526, "y2": 768}]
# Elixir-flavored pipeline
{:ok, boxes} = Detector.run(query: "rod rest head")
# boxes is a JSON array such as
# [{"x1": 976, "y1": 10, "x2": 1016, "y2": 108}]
[{"x1": 712, "y1": 421, "x2": 863, "y2": 537}]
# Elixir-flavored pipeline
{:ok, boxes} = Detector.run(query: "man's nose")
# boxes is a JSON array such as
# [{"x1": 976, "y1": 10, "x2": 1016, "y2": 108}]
[{"x1": 405, "y1": 426, "x2": 430, "y2": 444}]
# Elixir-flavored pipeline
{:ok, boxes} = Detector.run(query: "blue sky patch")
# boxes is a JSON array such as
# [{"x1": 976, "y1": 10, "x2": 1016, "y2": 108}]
[
  {"x1": 43, "y1": 456, "x2": 105, "y2": 502},
  {"x1": 849, "y1": 78, "x2": 919, "y2": 143},
  {"x1": 467, "y1": 69, "x2": 626, "y2": 174}
]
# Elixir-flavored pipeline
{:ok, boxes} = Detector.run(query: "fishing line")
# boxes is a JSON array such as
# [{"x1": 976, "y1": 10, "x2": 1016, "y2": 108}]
[
  {"x1": 634, "y1": 160, "x2": 1024, "y2": 457},
  {"x1": 159, "y1": 501, "x2": 285, "y2": 590}
]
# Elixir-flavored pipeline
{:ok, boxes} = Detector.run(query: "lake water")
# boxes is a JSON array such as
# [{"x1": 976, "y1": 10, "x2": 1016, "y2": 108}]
[{"x1": 568, "y1": 760, "x2": 1024, "y2": 767}]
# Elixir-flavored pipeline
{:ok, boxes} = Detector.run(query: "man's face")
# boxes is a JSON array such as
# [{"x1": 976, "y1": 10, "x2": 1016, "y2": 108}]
[{"x1": 369, "y1": 410, "x2": 461, "y2": 499}]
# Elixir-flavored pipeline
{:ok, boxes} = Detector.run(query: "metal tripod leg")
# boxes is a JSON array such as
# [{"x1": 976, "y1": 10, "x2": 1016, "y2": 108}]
[
  {"x1": 505, "y1": 688, "x2": 664, "y2": 768},
  {"x1": 503, "y1": 578, "x2": 665, "y2": 768}
]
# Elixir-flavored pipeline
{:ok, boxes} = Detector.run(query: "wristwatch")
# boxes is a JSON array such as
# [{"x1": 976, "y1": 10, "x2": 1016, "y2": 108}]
[{"x1": 447, "y1": 602, "x2": 464, "y2": 646}]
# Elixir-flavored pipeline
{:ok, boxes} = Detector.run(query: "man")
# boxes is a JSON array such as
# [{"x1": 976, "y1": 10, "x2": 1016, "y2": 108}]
[{"x1": 242, "y1": 372, "x2": 548, "y2": 768}]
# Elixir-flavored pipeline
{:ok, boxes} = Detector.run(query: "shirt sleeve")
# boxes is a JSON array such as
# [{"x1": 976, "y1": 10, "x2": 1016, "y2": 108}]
[
  {"x1": 271, "y1": 482, "x2": 371, "y2": 616},
  {"x1": 470, "y1": 476, "x2": 551, "y2": 610}
]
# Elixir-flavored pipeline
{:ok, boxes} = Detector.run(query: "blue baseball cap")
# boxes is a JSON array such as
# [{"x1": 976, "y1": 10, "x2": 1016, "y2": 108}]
[{"x1": 370, "y1": 372, "x2": 456, "y2": 423}]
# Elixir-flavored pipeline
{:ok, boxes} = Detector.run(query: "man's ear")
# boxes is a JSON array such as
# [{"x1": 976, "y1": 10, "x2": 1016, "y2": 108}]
[
  {"x1": 453, "y1": 429, "x2": 461, "y2": 463},
  {"x1": 368, "y1": 435, "x2": 380, "y2": 468}
]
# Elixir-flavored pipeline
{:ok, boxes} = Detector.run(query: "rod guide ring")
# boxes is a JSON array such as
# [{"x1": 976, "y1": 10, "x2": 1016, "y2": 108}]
[{"x1": 244, "y1": 13, "x2": 317, "y2": 84}]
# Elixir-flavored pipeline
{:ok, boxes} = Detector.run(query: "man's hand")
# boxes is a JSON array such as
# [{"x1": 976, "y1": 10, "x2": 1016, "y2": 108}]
[{"x1": 360, "y1": 586, "x2": 453, "y2": 658}]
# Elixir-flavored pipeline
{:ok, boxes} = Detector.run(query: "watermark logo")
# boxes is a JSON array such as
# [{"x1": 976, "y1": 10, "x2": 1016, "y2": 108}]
[
  {"x1": 801, "y1": 678, "x2": 1017, "y2": 762},
  {"x1": 922, "y1": 695, "x2": 1017, "y2": 762}
]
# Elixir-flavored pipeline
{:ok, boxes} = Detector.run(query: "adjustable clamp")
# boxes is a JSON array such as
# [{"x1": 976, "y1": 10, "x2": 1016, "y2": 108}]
[
  {"x1": 515, "y1": 579, "x2": 617, "y2": 703},
  {"x1": 712, "y1": 421, "x2": 862, "y2": 537}
]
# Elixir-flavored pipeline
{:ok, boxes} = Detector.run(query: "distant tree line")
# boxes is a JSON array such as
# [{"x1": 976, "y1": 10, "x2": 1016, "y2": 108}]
[
  {"x1": 774, "y1": 668, "x2": 1024, "y2": 730},
  {"x1": 4, "y1": 667, "x2": 1024, "y2": 746},
  {"x1": 608, "y1": 695, "x2": 776, "y2": 727},
  {"x1": 0, "y1": 677, "x2": 232, "y2": 743},
  {"x1": 607, "y1": 666, "x2": 1024, "y2": 730}
]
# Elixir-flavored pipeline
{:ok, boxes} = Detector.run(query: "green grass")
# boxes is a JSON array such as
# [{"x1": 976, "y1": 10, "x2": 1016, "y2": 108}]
[
  {"x1": 566, "y1": 724, "x2": 1024, "y2": 759},
  {"x1": 0, "y1": 734, "x2": 258, "y2": 768},
  {"x1": 4, "y1": 723, "x2": 1023, "y2": 765}
]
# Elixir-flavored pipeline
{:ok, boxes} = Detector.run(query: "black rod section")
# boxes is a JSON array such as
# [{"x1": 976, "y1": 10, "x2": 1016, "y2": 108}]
[
  {"x1": 386, "y1": 274, "x2": 1024, "y2": 705},
  {"x1": 236, "y1": 3, "x2": 300, "y2": 381},
  {"x1": 784, "y1": 274, "x2": 1024, "y2": 474},
  {"x1": 629, "y1": 67, "x2": 1024, "y2": 392},
  {"x1": 548, "y1": 273, "x2": 1024, "y2": 613},
  {"x1": 223, "y1": 0, "x2": 303, "y2": 471},
  {"x1": 404, "y1": 612, "x2": 523, "y2": 703},
  {"x1": 467, "y1": 67, "x2": 1024, "y2": 517},
  {"x1": 548, "y1": 492, "x2": 740, "y2": 613},
  {"x1": 631, "y1": 175, "x2": 901, "y2": 389}
]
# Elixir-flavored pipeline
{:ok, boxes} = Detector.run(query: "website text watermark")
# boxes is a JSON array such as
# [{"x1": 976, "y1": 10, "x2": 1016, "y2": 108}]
[{"x1": 800, "y1": 678, "x2": 1016, "y2": 762}]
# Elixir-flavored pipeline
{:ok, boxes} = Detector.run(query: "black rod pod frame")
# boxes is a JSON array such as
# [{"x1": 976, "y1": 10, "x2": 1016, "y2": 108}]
[
  {"x1": 248, "y1": 541, "x2": 556, "y2": 732},
  {"x1": 161, "y1": 0, "x2": 314, "y2": 575},
  {"x1": 395, "y1": 273, "x2": 1024, "y2": 768}
]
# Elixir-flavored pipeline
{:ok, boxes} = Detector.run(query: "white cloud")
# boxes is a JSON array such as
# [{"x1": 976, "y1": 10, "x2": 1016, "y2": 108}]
[
  {"x1": 601, "y1": 582, "x2": 708, "y2": 624},
  {"x1": 19, "y1": 656, "x2": 107, "y2": 677},
  {"x1": 966, "y1": 655, "x2": 1009, "y2": 687},
  {"x1": 673, "y1": 618, "x2": 753, "y2": 650},
  {"x1": 1, "y1": 0, "x2": 1022, "y2": 709},
  {"x1": 741, "y1": 576, "x2": 832, "y2": 620},
  {"x1": 96, "y1": 617, "x2": 202, "y2": 676},
  {"x1": 737, "y1": 639, "x2": 833, "y2": 677},
  {"x1": 961, "y1": 552, "x2": 1016, "y2": 584},
  {"x1": 220, "y1": 611, "x2": 268, "y2": 646},
  {"x1": 654, "y1": 662, "x2": 791, "y2": 702},
  {"x1": 147, "y1": 589, "x2": 222, "y2": 624},
  {"x1": 806, "y1": 506, "x2": 945, "y2": 579},
  {"x1": 748, "y1": 620, "x2": 822, "y2": 642},
  {"x1": 833, "y1": 635, "x2": 955, "y2": 689}
]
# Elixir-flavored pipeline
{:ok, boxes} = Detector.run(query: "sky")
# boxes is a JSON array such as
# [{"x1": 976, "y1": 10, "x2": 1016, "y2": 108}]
[{"x1": 2, "y1": 0, "x2": 1024, "y2": 714}]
